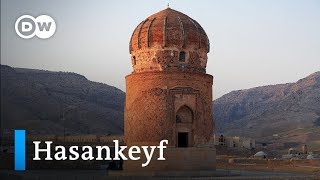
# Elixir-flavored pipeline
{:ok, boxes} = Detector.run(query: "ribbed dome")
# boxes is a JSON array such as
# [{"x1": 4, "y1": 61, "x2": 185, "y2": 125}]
[
  {"x1": 130, "y1": 8, "x2": 210, "y2": 53},
  {"x1": 129, "y1": 8, "x2": 210, "y2": 73}
]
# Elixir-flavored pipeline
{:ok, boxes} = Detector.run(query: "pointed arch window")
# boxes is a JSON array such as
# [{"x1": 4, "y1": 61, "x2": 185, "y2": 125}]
[{"x1": 176, "y1": 105, "x2": 193, "y2": 123}]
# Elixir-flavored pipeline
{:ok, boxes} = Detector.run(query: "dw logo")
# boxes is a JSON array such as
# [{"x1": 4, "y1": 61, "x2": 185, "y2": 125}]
[{"x1": 15, "y1": 15, "x2": 56, "y2": 39}]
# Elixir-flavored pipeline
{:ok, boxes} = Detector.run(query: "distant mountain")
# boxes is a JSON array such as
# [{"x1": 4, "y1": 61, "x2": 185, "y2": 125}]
[
  {"x1": 2, "y1": 64, "x2": 319, "y2": 147},
  {"x1": 0, "y1": 65, "x2": 125, "y2": 135},
  {"x1": 213, "y1": 72, "x2": 320, "y2": 146}
]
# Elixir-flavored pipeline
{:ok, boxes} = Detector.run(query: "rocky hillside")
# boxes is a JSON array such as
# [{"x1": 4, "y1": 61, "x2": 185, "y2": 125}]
[
  {"x1": 214, "y1": 71, "x2": 320, "y2": 146},
  {"x1": 1, "y1": 65, "x2": 125, "y2": 135},
  {"x1": 2, "y1": 64, "x2": 319, "y2": 147}
]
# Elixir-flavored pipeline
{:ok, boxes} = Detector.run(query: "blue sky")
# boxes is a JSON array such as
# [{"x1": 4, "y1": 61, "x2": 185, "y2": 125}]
[{"x1": 1, "y1": 0, "x2": 319, "y2": 98}]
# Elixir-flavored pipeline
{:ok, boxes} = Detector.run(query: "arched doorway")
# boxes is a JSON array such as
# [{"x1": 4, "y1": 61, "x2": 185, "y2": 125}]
[{"x1": 176, "y1": 105, "x2": 193, "y2": 147}]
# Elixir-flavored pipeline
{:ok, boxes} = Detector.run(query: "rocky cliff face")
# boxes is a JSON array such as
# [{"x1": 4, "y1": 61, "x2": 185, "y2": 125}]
[
  {"x1": 1, "y1": 65, "x2": 125, "y2": 135},
  {"x1": 213, "y1": 72, "x2": 320, "y2": 145}
]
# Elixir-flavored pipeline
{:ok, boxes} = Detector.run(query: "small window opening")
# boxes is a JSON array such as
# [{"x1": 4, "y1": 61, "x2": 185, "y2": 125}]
[
  {"x1": 133, "y1": 56, "x2": 136, "y2": 65},
  {"x1": 179, "y1": 51, "x2": 185, "y2": 62}
]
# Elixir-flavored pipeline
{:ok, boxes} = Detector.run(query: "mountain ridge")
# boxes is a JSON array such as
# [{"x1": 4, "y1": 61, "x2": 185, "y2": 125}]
[
  {"x1": 2, "y1": 64, "x2": 319, "y2": 149},
  {"x1": 213, "y1": 71, "x2": 320, "y2": 147},
  {"x1": 1, "y1": 65, "x2": 125, "y2": 135}
]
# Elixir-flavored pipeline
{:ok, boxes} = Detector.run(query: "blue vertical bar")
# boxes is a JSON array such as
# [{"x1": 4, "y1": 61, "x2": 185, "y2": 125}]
[{"x1": 14, "y1": 130, "x2": 26, "y2": 171}]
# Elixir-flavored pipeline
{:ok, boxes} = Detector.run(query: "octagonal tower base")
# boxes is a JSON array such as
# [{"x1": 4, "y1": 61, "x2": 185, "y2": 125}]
[
  {"x1": 125, "y1": 146, "x2": 216, "y2": 171},
  {"x1": 109, "y1": 146, "x2": 216, "y2": 177}
]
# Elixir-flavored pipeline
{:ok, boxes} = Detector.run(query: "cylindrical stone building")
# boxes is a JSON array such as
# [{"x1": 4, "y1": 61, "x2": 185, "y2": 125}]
[
  {"x1": 124, "y1": 8, "x2": 214, "y2": 147},
  {"x1": 124, "y1": 7, "x2": 215, "y2": 172}
]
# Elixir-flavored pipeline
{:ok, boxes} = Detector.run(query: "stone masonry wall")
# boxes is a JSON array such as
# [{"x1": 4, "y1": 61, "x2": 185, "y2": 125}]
[{"x1": 124, "y1": 71, "x2": 214, "y2": 146}]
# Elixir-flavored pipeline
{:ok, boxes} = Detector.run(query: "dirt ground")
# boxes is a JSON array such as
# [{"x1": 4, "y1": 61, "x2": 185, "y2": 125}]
[{"x1": 217, "y1": 156, "x2": 320, "y2": 176}]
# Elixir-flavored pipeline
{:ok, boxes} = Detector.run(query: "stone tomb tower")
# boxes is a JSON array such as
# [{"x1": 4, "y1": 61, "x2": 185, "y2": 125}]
[{"x1": 124, "y1": 8, "x2": 215, "y2": 171}]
